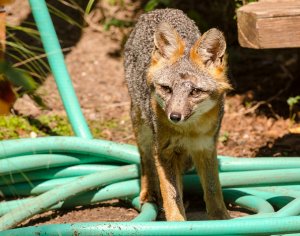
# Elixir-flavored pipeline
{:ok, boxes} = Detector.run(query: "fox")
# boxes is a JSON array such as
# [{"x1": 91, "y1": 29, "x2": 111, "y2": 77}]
[{"x1": 124, "y1": 8, "x2": 231, "y2": 221}]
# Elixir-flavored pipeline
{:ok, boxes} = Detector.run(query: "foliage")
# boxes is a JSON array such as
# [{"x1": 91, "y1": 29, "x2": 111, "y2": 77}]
[
  {"x1": 219, "y1": 131, "x2": 229, "y2": 144},
  {"x1": 0, "y1": 114, "x2": 131, "y2": 141},
  {"x1": 0, "y1": 60, "x2": 47, "y2": 109},
  {"x1": 85, "y1": 0, "x2": 135, "y2": 33},
  {"x1": 33, "y1": 115, "x2": 73, "y2": 136},
  {"x1": 0, "y1": 60, "x2": 36, "y2": 93},
  {"x1": 287, "y1": 96, "x2": 300, "y2": 122},
  {"x1": 103, "y1": 18, "x2": 134, "y2": 31},
  {"x1": 5, "y1": 27, "x2": 49, "y2": 85},
  {"x1": 85, "y1": 0, "x2": 97, "y2": 14},
  {"x1": 0, "y1": 115, "x2": 43, "y2": 139},
  {"x1": 0, "y1": 115, "x2": 72, "y2": 139},
  {"x1": 144, "y1": 0, "x2": 171, "y2": 12},
  {"x1": 4, "y1": 0, "x2": 91, "y2": 108}
]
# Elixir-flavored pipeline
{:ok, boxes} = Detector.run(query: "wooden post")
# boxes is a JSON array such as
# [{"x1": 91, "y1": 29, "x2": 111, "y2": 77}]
[{"x1": 237, "y1": 0, "x2": 300, "y2": 49}]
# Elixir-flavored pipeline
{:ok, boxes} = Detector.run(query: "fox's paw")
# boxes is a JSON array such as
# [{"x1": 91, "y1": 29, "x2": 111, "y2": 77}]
[
  {"x1": 166, "y1": 212, "x2": 186, "y2": 221},
  {"x1": 139, "y1": 189, "x2": 156, "y2": 204},
  {"x1": 208, "y1": 209, "x2": 231, "y2": 220}
]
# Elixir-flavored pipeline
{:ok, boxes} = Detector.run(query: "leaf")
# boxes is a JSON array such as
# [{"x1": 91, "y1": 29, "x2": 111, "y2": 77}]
[
  {"x1": 287, "y1": 96, "x2": 300, "y2": 107},
  {"x1": 47, "y1": 3, "x2": 82, "y2": 28},
  {"x1": 103, "y1": 18, "x2": 133, "y2": 31},
  {"x1": 0, "y1": 61, "x2": 37, "y2": 92},
  {"x1": 85, "y1": 0, "x2": 96, "y2": 14},
  {"x1": 219, "y1": 131, "x2": 229, "y2": 143},
  {"x1": 29, "y1": 94, "x2": 48, "y2": 109},
  {"x1": 144, "y1": 0, "x2": 160, "y2": 12},
  {"x1": 144, "y1": 0, "x2": 171, "y2": 11}
]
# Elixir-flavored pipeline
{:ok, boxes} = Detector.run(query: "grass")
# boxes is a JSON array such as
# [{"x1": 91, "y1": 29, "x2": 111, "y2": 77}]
[
  {"x1": 0, "y1": 115, "x2": 72, "y2": 139},
  {"x1": 0, "y1": 114, "x2": 134, "y2": 143},
  {"x1": 0, "y1": 115, "x2": 43, "y2": 140}
]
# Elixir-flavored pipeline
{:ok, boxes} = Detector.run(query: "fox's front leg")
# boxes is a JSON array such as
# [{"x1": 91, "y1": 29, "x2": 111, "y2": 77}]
[
  {"x1": 193, "y1": 149, "x2": 230, "y2": 220},
  {"x1": 155, "y1": 153, "x2": 186, "y2": 221},
  {"x1": 140, "y1": 151, "x2": 160, "y2": 204},
  {"x1": 131, "y1": 107, "x2": 160, "y2": 204},
  {"x1": 137, "y1": 131, "x2": 160, "y2": 204}
]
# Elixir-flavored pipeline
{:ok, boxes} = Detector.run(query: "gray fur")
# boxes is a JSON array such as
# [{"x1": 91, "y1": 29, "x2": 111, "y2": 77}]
[
  {"x1": 124, "y1": 9, "x2": 200, "y2": 124},
  {"x1": 124, "y1": 9, "x2": 230, "y2": 220}
]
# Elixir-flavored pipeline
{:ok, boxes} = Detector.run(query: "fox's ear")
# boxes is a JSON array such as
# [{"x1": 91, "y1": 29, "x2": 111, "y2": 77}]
[
  {"x1": 190, "y1": 28, "x2": 226, "y2": 68},
  {"x1": 153, "y1": 22, "x2": 185, "y2": 61}
]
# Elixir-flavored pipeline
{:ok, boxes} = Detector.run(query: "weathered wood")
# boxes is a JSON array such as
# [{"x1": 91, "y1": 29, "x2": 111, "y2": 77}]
[{"x1": 237, "y1": 1, "x2": 300, "y2": 49}]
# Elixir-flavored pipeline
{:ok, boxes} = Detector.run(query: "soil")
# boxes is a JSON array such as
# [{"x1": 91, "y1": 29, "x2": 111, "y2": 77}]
[{"x1": 3, "y1": 0, "x2": 300, "y2": 227}]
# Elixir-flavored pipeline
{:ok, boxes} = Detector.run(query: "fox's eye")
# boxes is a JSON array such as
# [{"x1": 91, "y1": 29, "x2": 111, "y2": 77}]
[
  {"x1": 161, "y1": 85, "x2": 172, "y2": 94},
  {"x1": 190, "y1": 88, "x2": 202, "y2": 97}
]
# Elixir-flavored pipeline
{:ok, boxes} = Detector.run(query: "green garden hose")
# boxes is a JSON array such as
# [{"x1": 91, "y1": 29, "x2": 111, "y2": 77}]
[
  {"x1": 29, "y1": 0, "x2": 92, "y2": 139},
  {"x1": 2, "y1": 216, "x2": 300, "y2": 235}
]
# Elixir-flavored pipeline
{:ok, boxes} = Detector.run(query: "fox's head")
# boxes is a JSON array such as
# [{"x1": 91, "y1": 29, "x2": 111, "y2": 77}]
[{"x1": 147, "y1": 22, "x2": 231, "y2": 124}]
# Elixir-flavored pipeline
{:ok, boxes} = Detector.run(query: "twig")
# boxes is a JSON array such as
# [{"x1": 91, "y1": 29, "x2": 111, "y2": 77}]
[
  {"x1": 84, "y1": 8, "x2": 105, "y2": 33},
  {"x1": 13, "y1": 47, "x2": 73, "y2": 67},
  {"x1": 121, "y1": 134, "x2": 135, "y2": 142},
  {"x1": 101, "y1": 102, "x2": 130, "y2": 110},
  {"x1": 243, "y1": 64, "x2": 295, "y2": 116}
]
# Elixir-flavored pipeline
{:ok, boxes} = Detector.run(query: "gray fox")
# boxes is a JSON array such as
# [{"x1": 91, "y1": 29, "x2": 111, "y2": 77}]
[{"x1": 124, "y1": 8, "x2": 231, "y2": 221}]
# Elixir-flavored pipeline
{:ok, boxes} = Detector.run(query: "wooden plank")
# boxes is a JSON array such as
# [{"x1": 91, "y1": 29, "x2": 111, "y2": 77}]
[{"x1": 237, "y1": 1, "x2": 300, "y2": 48}]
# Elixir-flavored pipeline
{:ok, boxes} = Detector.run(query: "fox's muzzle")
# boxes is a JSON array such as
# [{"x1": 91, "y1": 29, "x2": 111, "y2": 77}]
[{"x1": 166, "y1": 89, "x2": 191, "y2": 123}]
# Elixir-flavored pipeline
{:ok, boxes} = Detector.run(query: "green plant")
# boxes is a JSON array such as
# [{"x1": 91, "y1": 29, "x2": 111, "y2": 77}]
[
  {"x1": 0, "y1": 60, "x2": 36, "y2": 92},
  {"x1": 103, "y1": 18, "x2": 133, "y2": 31},
  {"x1": 219, "y1": 131, "x2": 229, "y2": 144},
  {"x1": 0, "y1": 114, "x2": 72, "y2": 140},
  {"x1": 144, "y1": 0, "x2": 171, "y2": 12},
  {"x1": 0, "y1": 115, "x2": 43, "y2": 139},
  {"x1": 0, "y1": 113, "x2": 134, "y2": 142},
  {"x1": 287, "y1": 95, "x2": 300, "y2": 122},
  {"x1": 36, "y1": 115, "x2": 73, "y2": 136},
  {"x1": 85, "y1": 0, "x2": 97, "y2": 14},
  {"x1": 4, "y1": 0, "x2": 92, "y2": 109}
]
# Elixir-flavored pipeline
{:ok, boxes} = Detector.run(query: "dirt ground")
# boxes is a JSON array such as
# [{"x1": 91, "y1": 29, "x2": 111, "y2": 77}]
[{"x1": 4, "y1": 0, "x2": 300, "y2": 226}]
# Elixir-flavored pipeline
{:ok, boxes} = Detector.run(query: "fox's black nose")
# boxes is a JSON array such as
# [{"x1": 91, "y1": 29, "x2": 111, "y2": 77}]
[{"x1": 169, "y1": 112, "x2": 182, "y2": 122}]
